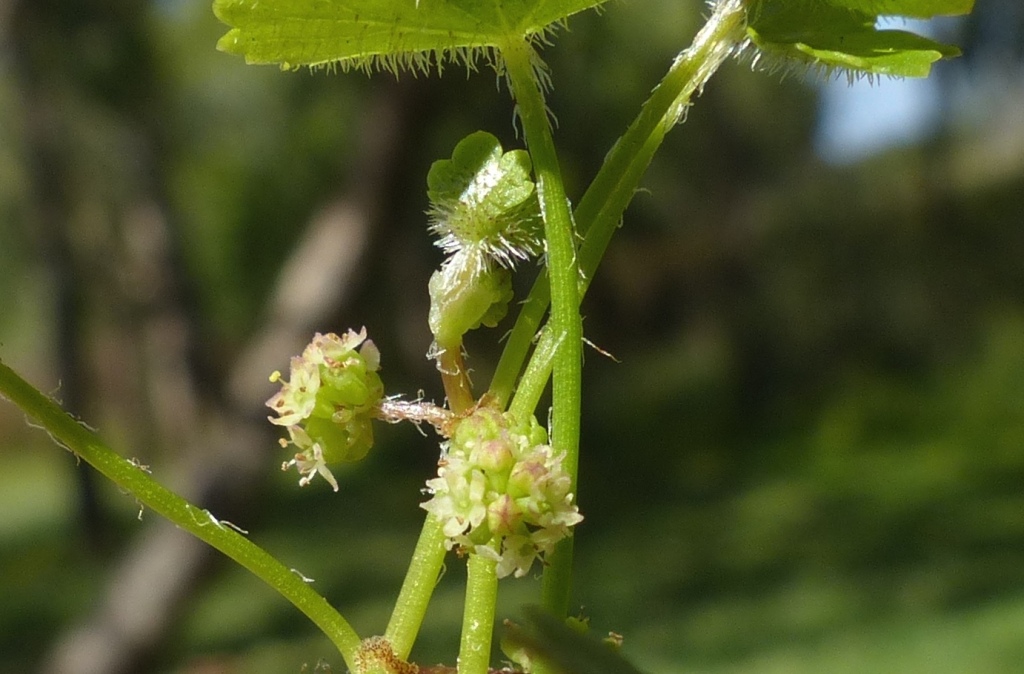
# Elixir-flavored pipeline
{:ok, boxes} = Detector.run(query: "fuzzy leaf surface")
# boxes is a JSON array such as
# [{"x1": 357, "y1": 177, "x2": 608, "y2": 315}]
[
  {"x1": 745, "y1": 0, "x2": 974, "y2": 78},
  {"x1": 427, "y1": 131, "x2": 542, "y2": 268},
  {"x1": 214, "y1": 0, "x2": 607, "y2": 69},
  {"x1": 427, "y1": 131, "x2": 537, "y2": 240},
  {"x1": 425, "y1": 132, "x2": 541, "y2": 348}
]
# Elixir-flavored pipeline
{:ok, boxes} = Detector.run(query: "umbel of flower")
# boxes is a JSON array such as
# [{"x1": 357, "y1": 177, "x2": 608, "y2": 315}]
[
  {"x1": 421, "y1": 404, "x2": 583, "y2": 579},
  {"x1": 266, "y1": 328, "x2": 384, "y2": 491}
]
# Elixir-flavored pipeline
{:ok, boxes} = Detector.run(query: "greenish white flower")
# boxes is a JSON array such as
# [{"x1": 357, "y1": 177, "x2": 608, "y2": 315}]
[
  {"x1": 279, "y1": 425, "x2": 339, "y2": 492},
  {"x1": 267, "y1": 356, "x2": 319, "y2": 427},
  {"x1": 267, "y1": 328, "x2": 384, "y2": 490},
  {"x1": 421, "y1": 405, "x2": 583, "y2": 578}
]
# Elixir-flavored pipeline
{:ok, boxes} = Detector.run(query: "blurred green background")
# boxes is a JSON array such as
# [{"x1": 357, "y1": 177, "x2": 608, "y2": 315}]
[{"x1": 2, "y1": 1, "x2": 1024, "y2": 673}]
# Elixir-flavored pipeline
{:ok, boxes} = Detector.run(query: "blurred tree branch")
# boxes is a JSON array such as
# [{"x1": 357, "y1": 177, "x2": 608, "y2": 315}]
[
  {"x1": 5, "y1": 1, "x2": 420, "y2": 672},
  {"x1": 36, "y1": 83, "x2": 418, "y2": 673}
]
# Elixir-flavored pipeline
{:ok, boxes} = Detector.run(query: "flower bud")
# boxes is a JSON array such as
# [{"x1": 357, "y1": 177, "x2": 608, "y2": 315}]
[
  {"x1": 424, "y1": 131, "x2": 544, "y2": 355},
  {"x1": 428, "y1": 252, "x2": 513, "y2": 351}
]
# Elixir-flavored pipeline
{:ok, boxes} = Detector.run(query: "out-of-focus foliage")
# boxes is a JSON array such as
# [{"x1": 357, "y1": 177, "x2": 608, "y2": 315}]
[{"x1": 2, "y1": 0, "x2": 1023, "y2": 673}]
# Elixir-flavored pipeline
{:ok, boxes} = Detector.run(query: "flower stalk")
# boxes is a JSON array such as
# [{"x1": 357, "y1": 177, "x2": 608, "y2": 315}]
[
  {"x1": 499, "y1": 34, "x2": 584, "y2": 620},
  {"x1": 491, "y1": 0, "x2": 749, "y2": 413},
  {"x1": 384, "y1": 514, "x2": 449, "y2": 661},
  {"x1": 0, "y1": 359, "x2": 363, "y2": 669},
  {"x1": 458, "y1": 554, "x2": 499, "y2": 674}
]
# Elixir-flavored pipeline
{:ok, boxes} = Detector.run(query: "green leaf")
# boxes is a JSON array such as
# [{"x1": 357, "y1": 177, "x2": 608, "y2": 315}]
[
  {"x1": 428, "y1": 131, "x2": 536, "y2": 229},
  {"x1": 744, "y1": 0, "x2": 974, "y2": 79},
  {"x1": 504, "y1": 606, "x2": 648, "y2": 674},
  {"x1": 826, "y1": 0, "x2": 974, "y2": 17},
  {"x1": 425, "y1": 131, "x2": 541, "y2": 349},
  {"x1": 427, "y1": 130, "x2": 542, "y2": 268},
  {"x1": 213, "y1": 0, "x2": 607, "y2": 71}
]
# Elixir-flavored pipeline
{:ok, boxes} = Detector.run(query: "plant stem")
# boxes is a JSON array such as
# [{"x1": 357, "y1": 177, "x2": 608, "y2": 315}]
[
  {"x1": 458, "y1": 553, "x2": 499, "y2": 674},
  {"x1": 500, "y1": 36, "x2": 583, "y2": 618},
  {"x1": 385, "y1": 324, "x2": 478, "y2": 659},
  {"x1": 490, "y1": 0, "x2": 748, "y2": 412},
  {"x1": 385, "y1": 513, "x2": 448, "y2": 660},
  {"x1": 507, "y1": 325, "x2": 561, "y2": 422},
  {"x1": 0, "y1": 359, "x2": 362, "y2": 669},
  {"x1": 439, "y1": 347, "x2": 476, "y2": 414},
  {"x1": 489, "y1": 277, "x2": 550, "y2": 407},
  {"x1": 575, "y1": 0, "x2": 747, "y2": 267}
]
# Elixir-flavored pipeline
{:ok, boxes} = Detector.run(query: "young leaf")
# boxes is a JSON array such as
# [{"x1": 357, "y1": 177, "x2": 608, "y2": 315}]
[
  {"x1": 427, "y1": 130, "x2": 543, "y2": 269},
  {"x1": 742, "y1": 0, "x2": 975, "y2": 79},
  {"x1": 213, "y1": 0, "x2": 607, "y2": 71},
  {"x1": 425, "y1": 131, "x2": 542, "y2": 351}
]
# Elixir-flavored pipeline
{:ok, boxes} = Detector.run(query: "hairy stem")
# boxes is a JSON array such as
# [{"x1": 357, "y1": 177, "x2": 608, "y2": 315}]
[
  {"x1": 439, "y1": 347, "x2": 476, "y2": 414},
  {"x1": 490, "y1": 0, "x2": 748, "y2": 412},
  {"x1": 500, "y1": 36, "x2": 583, "y2": 618},
  {"x1": 458, "y1": 553, "x2": 499, "y2": 674},
  {"x1": 0, "y1": 360, "x2": 362, "y2": 668}
]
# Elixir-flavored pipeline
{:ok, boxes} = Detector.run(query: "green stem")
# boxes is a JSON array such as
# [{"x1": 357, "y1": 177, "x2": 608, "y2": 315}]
[
  {"x1": 489, "y1": 276, "x2": 550, "y2": 408},
  {"x1": 500, "y1": 36, "x2": 583, "y2": 618},
  {"x1": 383, "y1": 276, "x2": 485, "y2": 661},
  {"x1": 458, "y1": 553, "x2": 499, "y2": 674},
  {"x1": 384, "y1": 306, "x2": 479, "y2": 659},
  {"x1": 0, "y1": 359, "x2": 362, "y2": 669},
  {"x1": 439, "y1": 347, "x2": 476, "y2": 414},
  {"x1": 384, "y1": 513, "x2": 448, "y2": 660},
  {"x1": 507, "y1": 325, "x2": 561, "y2": 422},
  {"x1": 490, "y1": 0, "x2": 748, "y2": 412}
]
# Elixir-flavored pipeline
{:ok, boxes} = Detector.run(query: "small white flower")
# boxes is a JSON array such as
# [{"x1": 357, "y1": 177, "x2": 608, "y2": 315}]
[
  {"x1": 307, "y1": 328, "x2": 377, "y2": 369},
  {"x1": 280, "y1": 426, "x2": 339, "y2": 492},
  {"x1": 497, "y1": 534, "x2": 540, "y2": 579},
  {"x1": 266, "y1": 357, "x2": 320, "y2": 427}
]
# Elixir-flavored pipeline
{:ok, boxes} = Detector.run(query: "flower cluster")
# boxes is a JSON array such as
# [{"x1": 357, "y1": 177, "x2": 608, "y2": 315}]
[
  {"x1": 266, "y1": 328, "x2": 384, "y2": 491},
  {"x1": 421, "y1": 404, "x2": 583, "y2": 578}
]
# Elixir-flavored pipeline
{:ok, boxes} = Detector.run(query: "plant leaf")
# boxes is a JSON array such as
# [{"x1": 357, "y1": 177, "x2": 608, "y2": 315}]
[
  {"x1": 504, "y1": 606, "x2": 648, "y2": 674},
  {"x1": 427, "y1": 130, "x2": 543, "y2": 268},
  {"x1": 743, "y1": 0, "x2": 975, "y2": 79},
  {"x1": 425, "y1": 131, "x2": 542, "y2": 348},
  {"x1": 213, "y1": 0, "x2": 607, "y2": 71},
  {"x1": 826, "y1": 0, "x2": 974, "y2": 18}
]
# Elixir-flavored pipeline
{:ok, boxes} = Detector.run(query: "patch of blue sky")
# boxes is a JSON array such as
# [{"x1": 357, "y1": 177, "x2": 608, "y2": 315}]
[{"x1": 814, "y1": 17, "x2": 944, "y2": 165}]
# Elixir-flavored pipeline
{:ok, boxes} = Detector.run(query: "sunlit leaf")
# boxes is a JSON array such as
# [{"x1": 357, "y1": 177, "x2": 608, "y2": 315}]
[
  {"x1": 743, "y1": 0, "x2": 974, "y2": 79},
  {"x1": 427, "y1": 130, "x2": 542, "y2": 266},
  {"x1": 213, "y1": 0, "x2": 608, "y2": 71},
  {"x1": 826, "y1": 0, "x2": 974, "y2": 17},
  {"x1": 426, "y1": 131, "x2": 542, "y2": 348}
]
